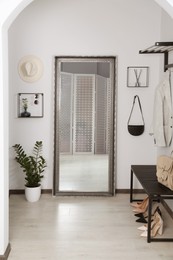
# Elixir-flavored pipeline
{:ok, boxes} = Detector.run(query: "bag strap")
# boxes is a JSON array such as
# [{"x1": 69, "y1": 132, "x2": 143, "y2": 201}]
[{"x1": 127, "y1": 95, "x2": 145, "y2": 125}]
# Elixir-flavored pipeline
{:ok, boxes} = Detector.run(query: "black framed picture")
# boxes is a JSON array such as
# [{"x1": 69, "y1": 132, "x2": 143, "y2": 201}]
[
  {"x1": 18, "y1": 93, "x2": 44, "y2": 118},
  {"x1": 127, "y1": 66, "x2": 149, "y2": 87}
]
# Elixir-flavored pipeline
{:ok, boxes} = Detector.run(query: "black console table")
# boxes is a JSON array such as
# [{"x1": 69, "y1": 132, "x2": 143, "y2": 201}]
[{"x1": 130, "y1": 165, "x2": 173, "y2": 243}]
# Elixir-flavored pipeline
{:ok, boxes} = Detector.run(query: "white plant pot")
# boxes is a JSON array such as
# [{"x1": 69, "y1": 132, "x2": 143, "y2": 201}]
[{"x1": 25, "y1": 185, "x2": 41, "y2": 202}]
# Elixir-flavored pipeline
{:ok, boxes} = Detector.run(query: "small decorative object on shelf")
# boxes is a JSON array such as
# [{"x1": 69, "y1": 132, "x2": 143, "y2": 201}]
[
  {"x1": 127, "y1": 66, "x2": 149, "y2": 88},
  {"x1": 18, "y1": 93, "x2": 44, "y2": 118},
  {"x1": 21, "y1": 98, "x2": 31, "y2": 117}
]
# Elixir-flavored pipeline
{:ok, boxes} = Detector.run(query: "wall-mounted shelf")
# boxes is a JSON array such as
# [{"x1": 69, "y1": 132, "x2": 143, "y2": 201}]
[{"x1": 139, "y1": 42, "x2": 173, "y2": 71}]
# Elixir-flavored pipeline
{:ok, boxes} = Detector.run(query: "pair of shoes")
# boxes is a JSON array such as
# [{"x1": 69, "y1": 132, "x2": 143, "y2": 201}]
[
  {"x1": 135, "y1": 205, "x2": 161, "y2": 223},
  {"x1": 132, "y1": 197, "x2": 149, "y2": 214},
  {"x1": 135, "y1": 211, "x2": 148, "y2": 223},
  {"x1": 137, "y1": 220, "x2": 155, "y2": 231},
  {"x1": 136, "y1": 206, "x2": 160, "y2": 230},
  {"x1": 138, "y1": 208, "x2": 163, "y2": 238},
  {"x1": 131, "y1": 196, "x2": 148, "y2": 208}
]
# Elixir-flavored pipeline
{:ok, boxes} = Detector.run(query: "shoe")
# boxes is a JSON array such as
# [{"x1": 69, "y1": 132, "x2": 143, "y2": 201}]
[
  {"x1": 138, "y1": 225, "x2": 148, "y2": 231},
  {"x1": 131, "y1": 202, "x2": 142, "y2": 207},
  {"x1": 133, "y1": 197, "x2": 149, "y2": 213},
  {"x1": 137, "y1": 220, "x2": 155, "y2": 231},
  {"x1": 135, "y1": 213, "x2": 144, "y2": 218},
  {"x1": 136, "y1": 216, "x2": 148, "y2": 223},
  {"x1": 134, "y1": 212, "x2": 148, "y2": 218},
  {"x1": 131, "y1": 196, "x2": 148, "y2": 208},
  {"x1": 140, "y1": 211, "x2": 163, "y2": 237}
]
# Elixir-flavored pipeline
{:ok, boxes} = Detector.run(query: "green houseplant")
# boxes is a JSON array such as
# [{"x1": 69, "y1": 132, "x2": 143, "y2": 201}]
[{"x1": 13, "y1": 141, "x2": 47, "y2": 202}]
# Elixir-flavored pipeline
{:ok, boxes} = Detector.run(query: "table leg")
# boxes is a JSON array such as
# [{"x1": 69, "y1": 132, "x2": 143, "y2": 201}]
[
  {"x1": 130, "y1": 169, "x2": 133, "y2": 203},
  {"x1": 147, "y1": 196, "x2": 152, "y2": 243}
]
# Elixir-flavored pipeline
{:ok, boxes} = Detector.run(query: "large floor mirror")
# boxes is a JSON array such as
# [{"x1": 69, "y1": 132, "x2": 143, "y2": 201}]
[{"x1": 54, "y1": 57, "x2": 116, "y2": 195}]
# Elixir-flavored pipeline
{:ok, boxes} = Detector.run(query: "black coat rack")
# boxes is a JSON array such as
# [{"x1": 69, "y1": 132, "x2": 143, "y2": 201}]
[{"x1": 139, "y1": 42, "x2": 173, "y2": 71}]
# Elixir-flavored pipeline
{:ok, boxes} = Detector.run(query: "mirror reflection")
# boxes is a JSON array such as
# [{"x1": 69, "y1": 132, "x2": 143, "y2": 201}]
[{"x1": 55, "y1": 58, "x2": 115, "y2": 194}]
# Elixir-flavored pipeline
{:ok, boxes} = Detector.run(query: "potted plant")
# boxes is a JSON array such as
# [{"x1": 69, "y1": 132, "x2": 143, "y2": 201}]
[{"x1": 13, "y1": 141, "x2": 47, "y2": 202}]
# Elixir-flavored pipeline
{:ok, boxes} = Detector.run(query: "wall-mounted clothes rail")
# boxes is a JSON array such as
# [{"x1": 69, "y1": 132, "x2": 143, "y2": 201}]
[
  {"x1": 139, "y1": 42, "x2": 173, "y2": 71},
  {"x1": 165, "y1": 63, "x2": 173, "y2": 70}
]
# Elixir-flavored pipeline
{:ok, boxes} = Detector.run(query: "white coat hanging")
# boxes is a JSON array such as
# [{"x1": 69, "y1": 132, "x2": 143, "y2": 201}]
[{"x1": 149, "y1": 70, "x2": 173, "y2": 147}]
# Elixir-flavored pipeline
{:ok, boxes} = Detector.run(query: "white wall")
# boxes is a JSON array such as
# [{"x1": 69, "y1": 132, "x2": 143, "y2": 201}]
[
  {"x1": 155, "y1": 0, "x2": 173, "y2": 18},
  {"x1": 161, "y1": 8, "x2": 173, "y2": 41},
  {"x1": 8, "y1": 0, "x2": 170, "y2": 191},
  {"x1": 0, "y1": 0, "x2": 34, "y2": 255}
]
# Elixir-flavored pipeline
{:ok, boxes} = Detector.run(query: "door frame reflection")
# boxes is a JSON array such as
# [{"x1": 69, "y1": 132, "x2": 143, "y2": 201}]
[{"x1": 53, "y1": 56, "x2": 116, "y2": 196}]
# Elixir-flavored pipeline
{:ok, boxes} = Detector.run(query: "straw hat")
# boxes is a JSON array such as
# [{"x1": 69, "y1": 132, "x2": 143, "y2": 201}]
[{"x1": 18, "y1": 55, "x2": 43, "y2": 82}]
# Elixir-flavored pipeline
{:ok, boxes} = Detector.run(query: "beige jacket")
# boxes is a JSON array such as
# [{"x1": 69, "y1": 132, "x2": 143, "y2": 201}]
[{"x1": 150, "y1": 70, "x2": 173, "y2": 147}]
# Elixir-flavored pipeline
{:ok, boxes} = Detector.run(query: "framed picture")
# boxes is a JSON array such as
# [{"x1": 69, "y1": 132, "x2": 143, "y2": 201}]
[
  {"x1": 18, "y1": 93, "x2": 44, "y2": 118},
  {"x1": 127, "y1": 66, "x2": 149, "y2": 87}
]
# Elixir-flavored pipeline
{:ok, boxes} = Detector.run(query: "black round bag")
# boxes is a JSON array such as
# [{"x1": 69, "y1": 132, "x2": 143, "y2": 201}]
[{"x1": 127, "y1": 95, "x2": 145, "y2": 136}]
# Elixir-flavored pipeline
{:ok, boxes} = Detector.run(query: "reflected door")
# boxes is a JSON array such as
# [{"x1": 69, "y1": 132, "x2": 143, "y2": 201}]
[
  {"x1": 73, "y1": 74, "x2": 95, "y2": 154},
  {"x1": 59, "y1": 72, "x2": 73, "y2": 154}
]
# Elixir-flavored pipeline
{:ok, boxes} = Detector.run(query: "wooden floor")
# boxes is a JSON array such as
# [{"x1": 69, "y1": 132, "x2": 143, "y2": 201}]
[{"x1": 9, "y1": 194, "x2": 173, "y2": 260}]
